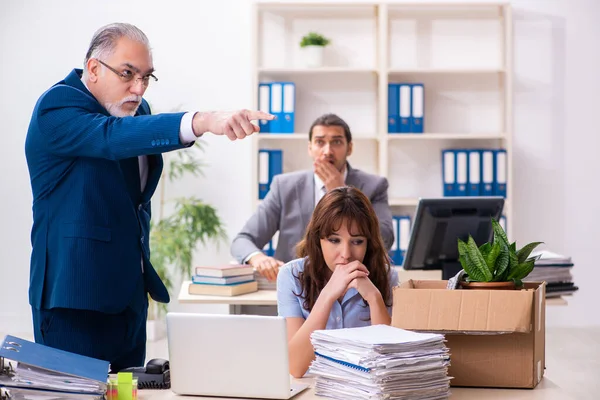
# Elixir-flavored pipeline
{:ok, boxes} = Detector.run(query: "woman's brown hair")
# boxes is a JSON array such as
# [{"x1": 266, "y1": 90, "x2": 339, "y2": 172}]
[{"x1": 295, "y1": 186, "x2": 392, "y2": 312}]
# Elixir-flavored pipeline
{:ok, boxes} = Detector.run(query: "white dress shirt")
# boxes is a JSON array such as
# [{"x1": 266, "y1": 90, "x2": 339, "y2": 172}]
[
  {"x1": 313, "y1": 166, "x2": 349, "y2": 206},
  {"x1": 243, "y1": 166, "x2": 349, "y2": 264}
]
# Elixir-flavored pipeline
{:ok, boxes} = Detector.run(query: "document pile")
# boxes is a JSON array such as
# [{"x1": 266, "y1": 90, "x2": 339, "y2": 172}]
[
  {"x1": 309, "y1": 325, "x2": 450, "y2": 400},
  {"x1": 0, "y1": 336, "x2": 109, "y2": 399},
  {"x1": 525, "y1": 250, "x2": 579, "y2": 297}
]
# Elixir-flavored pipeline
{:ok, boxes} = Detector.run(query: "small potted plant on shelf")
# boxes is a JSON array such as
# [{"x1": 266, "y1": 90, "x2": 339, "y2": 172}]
[
  {"x1": 300, "y1": 32, "x2": 331, "y2": 68},
  {"x1": 457, "y1": 218, "x2": 543, "y2": 290}
]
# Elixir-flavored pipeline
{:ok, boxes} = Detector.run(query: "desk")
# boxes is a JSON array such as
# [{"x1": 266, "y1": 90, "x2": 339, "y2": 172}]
[
  {"x1": 139, "y1": 327, "x2": 599, "y2": 400},
  {"x1": 178, "y1": 268, "x2": 443, "y2": 312},
  {"x1": 179, "y1": 267, "x2": 569, "y2": 307}
]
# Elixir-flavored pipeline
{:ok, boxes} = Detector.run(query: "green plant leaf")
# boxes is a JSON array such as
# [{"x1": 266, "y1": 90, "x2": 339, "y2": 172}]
[
  {"x1": 492, "y1": 218, "x2": 510, "y2": 248},
  {"x1": 508, "y1": 245, "x2": 519, "y2": 276},
  {"x1": 512, "y1": 278, "x2": 523, "y2": 288},
  {"x1": 479, "y1": 242, "x2": 492, "y2": 258},
  {"x1": 485, "y1": 242, "x2": 501, "y2": 275},
  {"x1": 516, "y1": 242, "x2": 543, "y2": 264},
  {"x1": 510, "y1": 242, "x2": 517, "y2": 253},
  {"x1": 507, "y1": 259, "x2": 536, "y2": 281},
  {"x1": 300, "y1": 32, "x2": 331, "y2": 47},
  {"x1": 465, "y1": 236, "x2": 493, "y2": 282},
  {"x1": 492, "y1": 246, "x2": 510, "y2": 281},
  {"x1": 458, "y1": 238, "x2": 468, "y2": 256}
]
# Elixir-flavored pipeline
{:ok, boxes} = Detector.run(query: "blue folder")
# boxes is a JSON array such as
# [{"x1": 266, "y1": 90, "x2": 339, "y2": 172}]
[{"x1": 0, "y1": 335, "x2": 109, "y2": 393}]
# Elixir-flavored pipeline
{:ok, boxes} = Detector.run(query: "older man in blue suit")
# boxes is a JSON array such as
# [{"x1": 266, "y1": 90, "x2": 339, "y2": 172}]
[{"x1": 25, "y1": 22, "x2": 272, "y2": 371}]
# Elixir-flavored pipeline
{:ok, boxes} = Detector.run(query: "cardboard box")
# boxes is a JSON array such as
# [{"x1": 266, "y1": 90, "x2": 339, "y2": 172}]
[{"x1": 391, "y1": 280, "x2": 546, "y2": 388}]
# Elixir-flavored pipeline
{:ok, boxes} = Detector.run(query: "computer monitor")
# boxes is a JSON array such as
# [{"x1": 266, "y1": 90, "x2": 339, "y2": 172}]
[{"x1": 403, "y1": 197, "x2": 505, "y2": 279}]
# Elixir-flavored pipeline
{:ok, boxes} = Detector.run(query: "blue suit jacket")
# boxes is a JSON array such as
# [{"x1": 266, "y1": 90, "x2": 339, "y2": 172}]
[{"x1": 25, "y1": 69, "x2": 189, "y2": 313}]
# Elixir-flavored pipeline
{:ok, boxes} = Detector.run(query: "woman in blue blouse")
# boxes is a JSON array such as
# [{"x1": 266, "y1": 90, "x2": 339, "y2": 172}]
[{"x1": 277, "y1": 186, "x2": 398, "y2": 377}]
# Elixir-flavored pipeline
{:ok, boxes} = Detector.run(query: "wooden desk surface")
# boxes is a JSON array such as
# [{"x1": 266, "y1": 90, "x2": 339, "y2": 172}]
[{"x1": 138, "y1": 326, "x2": 599, "y2": 400}]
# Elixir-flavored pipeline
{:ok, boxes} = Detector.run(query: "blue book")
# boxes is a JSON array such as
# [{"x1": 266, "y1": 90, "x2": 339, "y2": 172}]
[{"x1": 192, "y1": 275, "x2": 254, "y2": 285}]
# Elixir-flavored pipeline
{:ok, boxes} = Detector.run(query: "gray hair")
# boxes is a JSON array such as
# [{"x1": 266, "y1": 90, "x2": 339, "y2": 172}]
[{"x1": 83, "y1": 23, "x2": 150, "y2": 72}]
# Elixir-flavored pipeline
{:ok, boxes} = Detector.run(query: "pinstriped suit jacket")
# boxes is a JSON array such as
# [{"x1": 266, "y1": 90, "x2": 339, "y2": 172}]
[{"x1": 25, "y1": 69, "x2": 187, "y2": 313}]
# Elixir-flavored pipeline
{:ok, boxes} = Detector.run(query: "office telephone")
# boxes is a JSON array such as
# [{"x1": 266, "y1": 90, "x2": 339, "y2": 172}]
[{"x1": 121, "y1": 358, "x2": 170, "y2": 389}]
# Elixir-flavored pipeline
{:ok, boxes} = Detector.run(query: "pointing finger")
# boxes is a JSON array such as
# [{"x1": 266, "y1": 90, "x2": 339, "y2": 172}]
[{"x1": 247, "y1": 110, "x2": 275, "y2": 121}]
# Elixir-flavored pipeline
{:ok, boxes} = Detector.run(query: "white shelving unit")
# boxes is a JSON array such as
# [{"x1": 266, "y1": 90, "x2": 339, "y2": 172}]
[{"x1": 251, "y1": 1, "x2": 513, "y2": 236}]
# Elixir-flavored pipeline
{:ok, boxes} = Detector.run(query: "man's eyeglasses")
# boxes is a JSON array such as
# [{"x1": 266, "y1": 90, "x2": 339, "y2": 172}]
[{"x1": 97, "y1": 59, "x2": 158, "y2": 87}]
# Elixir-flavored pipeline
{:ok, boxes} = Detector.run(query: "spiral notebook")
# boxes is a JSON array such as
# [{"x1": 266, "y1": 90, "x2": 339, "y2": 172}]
[
  {"x1": 0, "y1": 335, "x2": 109, "y2": 397},
  {"x1": 314, "y1": 352, "x2": 370, "y2": 373}
]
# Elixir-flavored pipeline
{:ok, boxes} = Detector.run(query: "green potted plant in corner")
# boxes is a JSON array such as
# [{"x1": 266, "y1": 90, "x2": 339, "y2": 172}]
[
  {"x1": 300, "y1": 32, "x2": 331, "y2": 68},
  {"x1": 147, "y1": 140, "x2": 226, "y2": 340},
  {"x1": 457, "y1": 218, "x2": 543, "y2": 290}
]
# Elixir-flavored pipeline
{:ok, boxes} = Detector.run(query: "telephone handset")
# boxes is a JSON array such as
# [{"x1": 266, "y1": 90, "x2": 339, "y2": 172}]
[{"x1": 121, "y1": 358, "x2": 170, "y2": 389}]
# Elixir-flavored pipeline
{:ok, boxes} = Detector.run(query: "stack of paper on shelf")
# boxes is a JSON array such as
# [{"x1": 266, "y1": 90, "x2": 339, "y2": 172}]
[
  {"x1": 253, "y1": 270, "x2": 276, "y2": 290},
  {"x1": 189, "y1": 264, "x2": 258, "y2": 296},
  {"x1": 0, "y1": 335, "x2": 108, "y2": 399},
  {"x1": 525, "y1": 250, "x2": 579, "y2": 297},
  {"x1": 308, "y1": 325, "x2": 451, "y2": 400}
]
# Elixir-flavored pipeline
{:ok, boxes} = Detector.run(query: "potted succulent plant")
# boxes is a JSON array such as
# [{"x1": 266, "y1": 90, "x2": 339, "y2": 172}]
[
  {"x1": 299, "y1": 32, "x2": 331, "y2": 68},
  {"x1": 457, "y1": 218, "x2": 543, "y2": 290}
]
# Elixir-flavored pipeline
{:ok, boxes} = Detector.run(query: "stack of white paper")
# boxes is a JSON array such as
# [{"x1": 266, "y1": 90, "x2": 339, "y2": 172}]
[
  {"x1": 529, "y1": 250, "x2": 572, "y2": 266},
  {"x1": 309, "y1": 325, "x2": 451, "y2": 400}
]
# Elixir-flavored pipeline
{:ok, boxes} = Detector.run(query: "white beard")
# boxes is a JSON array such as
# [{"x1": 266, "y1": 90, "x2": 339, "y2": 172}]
[{"x1": 105, "y1": 95, "x2": 142, "y2": 117}]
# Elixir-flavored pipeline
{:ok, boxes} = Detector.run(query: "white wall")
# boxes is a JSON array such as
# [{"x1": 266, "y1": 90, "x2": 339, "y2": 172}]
[{"x1": 1, "y1": 0, "x2": 599, "y2": 335}]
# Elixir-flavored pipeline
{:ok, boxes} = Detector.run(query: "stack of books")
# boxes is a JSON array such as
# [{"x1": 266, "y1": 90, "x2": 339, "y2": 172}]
[
  {"x1": 526, "y1": 250, "x2": 579, "y2": 298},
  {"x1": 309, "y1": 325, "x2": 451, "y2": 400},
  {"x1": 189, "y1": 265, "x2": 258, "y2": 296},
  {"x1": 254, "y1": 270, "x2": 276, "y2": 290}
]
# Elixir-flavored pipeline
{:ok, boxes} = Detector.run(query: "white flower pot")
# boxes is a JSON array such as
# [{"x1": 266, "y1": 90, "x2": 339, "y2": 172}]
[{"x1": 302, "y1": 45, "x2": 325, "y2": 68}]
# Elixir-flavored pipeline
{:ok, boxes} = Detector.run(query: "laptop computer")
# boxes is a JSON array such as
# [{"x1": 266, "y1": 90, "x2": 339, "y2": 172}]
[{"x1": 166, "y1": 313, "x2": 309, "y2": 399}]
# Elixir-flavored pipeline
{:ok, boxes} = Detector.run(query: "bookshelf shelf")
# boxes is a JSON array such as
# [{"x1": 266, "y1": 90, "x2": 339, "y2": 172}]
[
  {"x1": 252, "y1": 1, "x2": 513, "y2": 237},
  {"x1": 257, "y1": 133, "x2": 308, "y2": 140},
  {"x1": 257, "y1": 133, "x2": 379, "y2": 140},
  {"x1": 259, "y1": 67, "x2": 378, "y2": 75},
  {"x1": 387, "y1": 133, "x2": 507, "y2": 140},
  {"x1": 388, "y1": 68, "x2": 505, "y2": 75}
]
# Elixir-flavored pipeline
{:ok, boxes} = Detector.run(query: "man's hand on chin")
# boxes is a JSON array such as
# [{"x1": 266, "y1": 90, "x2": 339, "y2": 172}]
[{"x1": 314, "y1": 159, "x2": 345, "y2": 191}]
